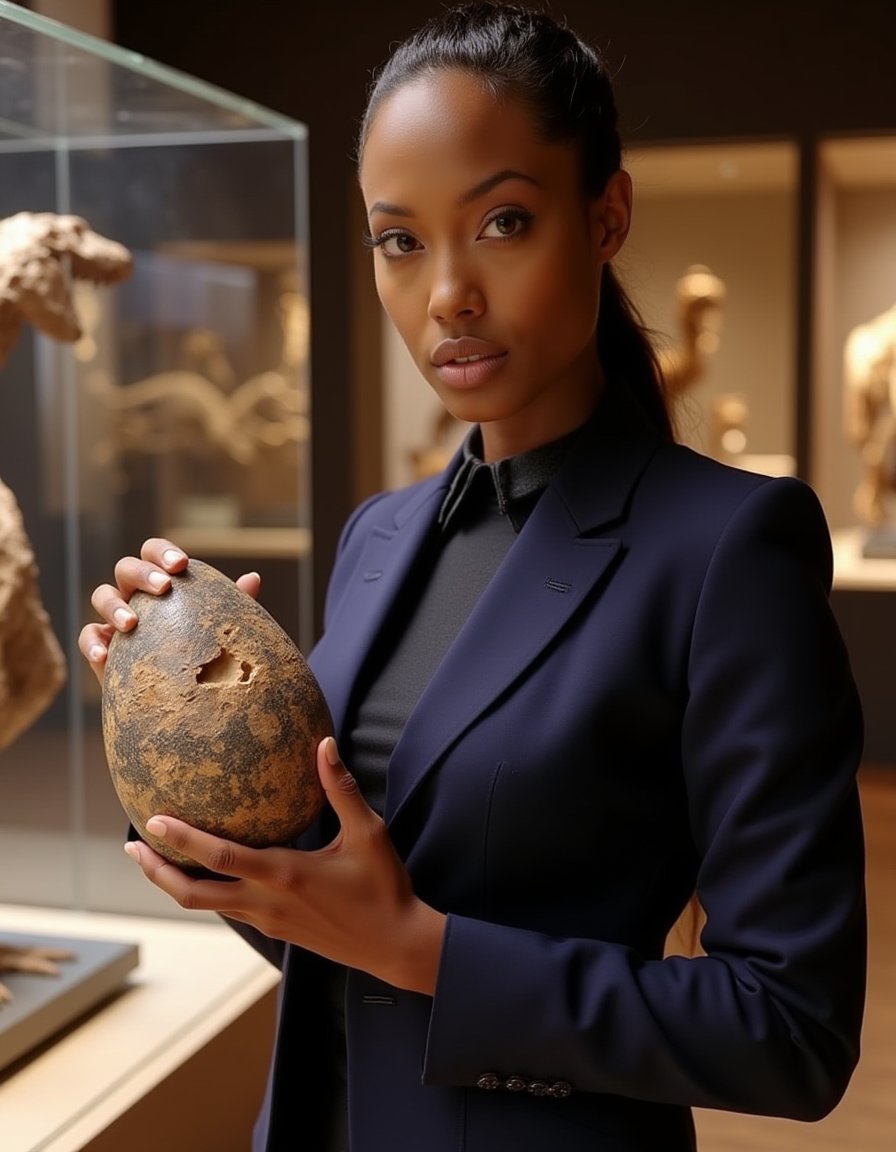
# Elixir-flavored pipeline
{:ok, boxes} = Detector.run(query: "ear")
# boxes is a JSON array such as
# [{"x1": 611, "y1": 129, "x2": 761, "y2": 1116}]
[{"x1": 590, "y1": 169, "x2": 632, "y2": 264}]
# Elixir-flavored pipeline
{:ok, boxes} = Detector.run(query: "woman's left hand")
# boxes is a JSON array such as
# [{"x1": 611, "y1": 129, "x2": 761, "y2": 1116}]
[{"x1": 124, "y1": 737, "x2": 446, "y2": 995}]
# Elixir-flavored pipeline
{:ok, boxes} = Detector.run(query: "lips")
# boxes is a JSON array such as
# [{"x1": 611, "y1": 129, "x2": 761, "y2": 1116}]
[{"x1": 431, "y1": 337, "x2": 506, "y2": 367}]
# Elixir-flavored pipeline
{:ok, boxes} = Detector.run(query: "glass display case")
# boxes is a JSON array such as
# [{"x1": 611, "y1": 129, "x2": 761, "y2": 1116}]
[
  {"x1": 813, "y1": 136, "x2": 896, "y2": 566},
  {"x1": 623, "y1": 139, "x2": 799, "y2": 476},
  {"x1": 0, "y1": 1, "x2": 311, "y2": 916}
]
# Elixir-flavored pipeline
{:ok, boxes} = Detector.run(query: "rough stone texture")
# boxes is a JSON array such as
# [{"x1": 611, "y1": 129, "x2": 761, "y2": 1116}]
[
  {"x1": 0, "y1": 478, "x2": 67, "y2": 753},
  {"x1": 0, "y1": 211, "x2": 133, "y2": 366},
  {"x1": 102, "y1": 560, "x2": 332, "y2": 869},
  {"x1": 0, "y1": 478, "x2": 70, "y2": 1003}
]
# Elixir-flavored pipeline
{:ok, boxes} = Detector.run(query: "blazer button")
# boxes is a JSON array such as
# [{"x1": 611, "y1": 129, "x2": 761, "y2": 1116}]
[
  {"x1": 527, "y1": 1080, "x2": 549, "y2": 1096},
  {"x1": 505, "y1": 1076, "x2": 527, "y2": 1092},
  {"x1": 549, "y1": 1080, "x2": 573, "y2": 1098},
  {"x1": 476, "y1": 1073, "x2": 501, "y2": 1091}
]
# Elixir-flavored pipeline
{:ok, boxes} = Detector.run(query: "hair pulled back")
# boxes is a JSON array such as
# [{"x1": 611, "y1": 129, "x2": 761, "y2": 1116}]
[{"x1": 359, "y1": 2, "x2": 672, "y2": 438}]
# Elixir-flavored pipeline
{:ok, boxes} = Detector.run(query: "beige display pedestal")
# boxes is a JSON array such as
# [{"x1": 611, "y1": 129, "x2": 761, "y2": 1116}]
[
  {"x1": 830, "y1": 527, "x2": 896, "y2": 763},
  {"x1": 832, "y1": 526, "x2": 896, "y2": 590},
  {"x1": 0, "y1": 903, "x2": 280, "y2": 1152}
]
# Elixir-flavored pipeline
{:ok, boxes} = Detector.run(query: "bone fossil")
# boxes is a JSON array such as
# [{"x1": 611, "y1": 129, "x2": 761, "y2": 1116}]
[
  {"x1": 1, "y1": 211, "x2": 132, "y2": 1004},
  {"x1": 89, "y1": 288, "x2": 309, "y2": 470},
  {"x1": 0, "y1": 210, "x2": 132, "y2": 366}
]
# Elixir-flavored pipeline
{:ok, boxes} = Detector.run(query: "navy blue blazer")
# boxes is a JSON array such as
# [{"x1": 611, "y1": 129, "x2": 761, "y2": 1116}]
[{"x1": 247, "y1": 384, "x2": 866, "y2": 1152}]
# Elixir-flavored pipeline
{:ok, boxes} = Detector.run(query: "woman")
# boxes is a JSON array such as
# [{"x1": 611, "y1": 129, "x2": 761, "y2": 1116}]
[{"x1": 80, "y1": 4, "x2": 866, "y2": 1150}]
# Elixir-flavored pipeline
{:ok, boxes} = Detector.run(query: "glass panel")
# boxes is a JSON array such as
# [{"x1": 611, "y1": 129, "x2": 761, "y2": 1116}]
[
  {"x1": 815, "y1": 137, "x2": 896, "y2": 574},
  {"x1": 0, "y1": 2, "x2": 311, "y2": 917}
]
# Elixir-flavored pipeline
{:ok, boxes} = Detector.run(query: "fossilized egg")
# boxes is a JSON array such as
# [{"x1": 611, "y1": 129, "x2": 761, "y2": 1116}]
[{"x1": 101, "y1": 559, "x2": 332, "y2": 868}]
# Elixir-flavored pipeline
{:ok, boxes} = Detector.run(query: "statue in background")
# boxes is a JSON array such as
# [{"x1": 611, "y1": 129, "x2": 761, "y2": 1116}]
[
  {"x1": 843, "y1": 302, "x2": 896, "y2": 529},
  {"x1": 659, "y1": 263, "x2": 726, "y2": 399},
  {"x1": 0, "y1": 211, "x2": 132, "y2": 1004}
]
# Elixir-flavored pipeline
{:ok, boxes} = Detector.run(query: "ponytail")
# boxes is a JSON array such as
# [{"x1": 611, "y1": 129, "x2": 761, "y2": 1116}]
[{"x1": 598, "y1": 266, "x2": 674, "y2": 439}]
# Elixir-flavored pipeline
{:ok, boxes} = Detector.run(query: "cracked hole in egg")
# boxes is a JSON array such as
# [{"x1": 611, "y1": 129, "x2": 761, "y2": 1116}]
[{"x1": 196, "y1": 648, "x2": 254, "y2": 685}]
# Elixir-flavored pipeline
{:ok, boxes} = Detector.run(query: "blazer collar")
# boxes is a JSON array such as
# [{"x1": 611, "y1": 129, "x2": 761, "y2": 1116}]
[{"x1": 385, "y1": 383, "x2": 664, "y2": 827}]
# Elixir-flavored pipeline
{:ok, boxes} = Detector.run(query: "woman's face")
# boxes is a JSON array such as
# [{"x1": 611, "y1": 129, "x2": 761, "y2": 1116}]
[{"x1": 359, "y1": 69, "x2": 630, "y2": 461}]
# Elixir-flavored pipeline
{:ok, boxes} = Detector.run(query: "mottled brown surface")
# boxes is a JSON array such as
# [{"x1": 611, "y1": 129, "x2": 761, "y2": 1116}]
[{"x1": 102, "y1": 560, "x2": 332, "y2": 868}]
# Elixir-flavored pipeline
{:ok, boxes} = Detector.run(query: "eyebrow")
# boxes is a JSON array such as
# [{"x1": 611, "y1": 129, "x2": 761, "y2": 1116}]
[{"x1": 368, "y1": 168, "x2": 540, "y2": 218}]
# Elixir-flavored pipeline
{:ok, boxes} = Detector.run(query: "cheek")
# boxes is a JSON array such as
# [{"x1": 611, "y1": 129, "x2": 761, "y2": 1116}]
[
  {"x1": 374, "y1": 269, "x2": 433, "y2": 372},
  {"x1": 375, "y1": 270, "x2": 412, "y2": 335},
  {"x1": 502, "y1": 253, "x2": 599, "y2": 345}
]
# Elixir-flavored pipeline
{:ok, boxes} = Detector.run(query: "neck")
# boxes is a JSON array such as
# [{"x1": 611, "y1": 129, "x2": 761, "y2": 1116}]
[{"x1": 479, "y1": 371, "x2": 605, "y2": 463}]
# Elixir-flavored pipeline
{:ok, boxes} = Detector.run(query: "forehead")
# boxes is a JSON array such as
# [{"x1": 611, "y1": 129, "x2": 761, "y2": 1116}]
[{"x1": 360, "y1": 70, "x2": 575, "y2": 207}]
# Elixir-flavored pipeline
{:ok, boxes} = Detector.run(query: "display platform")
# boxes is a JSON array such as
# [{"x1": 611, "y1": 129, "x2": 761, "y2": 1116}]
[
  {"x1": 832, "y1": 526, "x2": 896, "y2": 590},
  {"x1": 0, "y1": 931, "x2": 139, "y2": 1075},
  {"x1": 0, "y1": 904, "x2": 280, "y2": 1152}
]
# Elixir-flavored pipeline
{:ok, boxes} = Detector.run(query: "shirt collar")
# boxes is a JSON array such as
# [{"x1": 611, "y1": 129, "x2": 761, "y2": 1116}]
[{"x1": 437, "y1": 424, "x2": 580, "y2": 534}]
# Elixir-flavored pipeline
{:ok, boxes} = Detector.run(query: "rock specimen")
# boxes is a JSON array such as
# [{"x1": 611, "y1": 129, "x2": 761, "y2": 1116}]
[{"x1": 102, "y1": 560, "x2": 332, "y2": 869}]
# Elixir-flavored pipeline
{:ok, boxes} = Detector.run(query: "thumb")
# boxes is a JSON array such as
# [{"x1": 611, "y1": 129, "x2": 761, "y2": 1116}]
[{"x1": 318, "y1": 736, "x2": 368, "y2": 828}]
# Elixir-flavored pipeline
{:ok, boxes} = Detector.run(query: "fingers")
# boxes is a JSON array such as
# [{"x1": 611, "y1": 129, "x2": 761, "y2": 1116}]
[
  {"x1": 78, "y1": 621, "x2": 116, "y2": 679},
  {"x1": 139, "y1": 538, "x2": 190, "y2": 570},
  {"x1": 81, "y1": 540, "x2": 259, "y2": 686},
  {"x1": 91, "y1": 542, "x2": 187, "y2": 625},
  {"x1": 143, "y1": 815, "x2": 265, "y2": 882},
  {"x1": 79, "y1": 540, "x2": 189, "y2": 678},
  {"x1": 124, "y1": 838, "x2": 245, "y2": 912},
  {"x1": 236, "y1": 571, "x2": 262, "y2": 600}
]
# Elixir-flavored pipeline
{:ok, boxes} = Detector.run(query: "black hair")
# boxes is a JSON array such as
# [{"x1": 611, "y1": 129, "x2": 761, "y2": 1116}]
[{"x1": 358, "y1": 1, "x2": 673, "y2": 438}]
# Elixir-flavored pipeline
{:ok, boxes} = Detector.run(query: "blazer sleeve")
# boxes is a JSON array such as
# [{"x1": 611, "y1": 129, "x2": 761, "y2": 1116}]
[{"x1": 422, "y1": 476, "x2": 866, "y2": 1121}]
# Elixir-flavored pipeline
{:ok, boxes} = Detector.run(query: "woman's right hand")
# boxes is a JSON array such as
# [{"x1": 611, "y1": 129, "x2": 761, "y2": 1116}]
[{"x1": 78, "y1": 537, "x2": 261, "y2": 683}]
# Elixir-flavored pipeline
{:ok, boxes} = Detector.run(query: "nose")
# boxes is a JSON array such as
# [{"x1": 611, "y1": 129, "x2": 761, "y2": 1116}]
[{"x1": 427, "y1": 255, "x2": 485, "y2": 323}]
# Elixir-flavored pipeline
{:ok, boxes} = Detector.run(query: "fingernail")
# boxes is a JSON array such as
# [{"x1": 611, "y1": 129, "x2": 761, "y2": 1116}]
[
  {"x1": 123, "y1": 842, "x2": 138, "y2": 860},
  {"x1": 148, "y1": 571, "x2": 170, "y2": 590},
  {"x1": 163, "y1": 549, "x2": 185, "y2": 566},
  {"x1": 114, "y1": 607, "x2": 135, "y2": 628},
  {"x1": 88, "y1": 644, "x2": 106, "y2": 662},
  {"x1": 325, "y1": 737, "x2": 341, "y2": 766},
  {"x1": 146, "y1": 817, "x2": 167, "y2": 837}
]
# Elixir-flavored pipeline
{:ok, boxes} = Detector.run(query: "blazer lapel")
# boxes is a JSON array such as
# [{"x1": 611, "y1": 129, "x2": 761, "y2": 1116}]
[
  {"x1": 385, "y1": 489, "x2": 621, "y2": 824},
  {"x1": 385, "y1": 384, "x2": 663, "y2": 825},
  {"x1": 309, "y1": 480, "x2": 447, "y2": 740}
]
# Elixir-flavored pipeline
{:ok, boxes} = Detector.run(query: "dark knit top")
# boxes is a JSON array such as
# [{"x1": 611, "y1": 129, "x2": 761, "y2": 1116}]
[{"x1": 326, "y1": 423, "x2": 580, "y2": 1151}]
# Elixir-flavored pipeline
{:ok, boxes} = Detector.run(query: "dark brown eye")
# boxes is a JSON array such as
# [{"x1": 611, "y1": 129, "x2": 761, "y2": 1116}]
[
  {"x1": 379, "y1": 230, "x2": 422, "y2": 257},
  {"x1": 481, "y1": 209, "x2": 532, "y2": 240}
]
